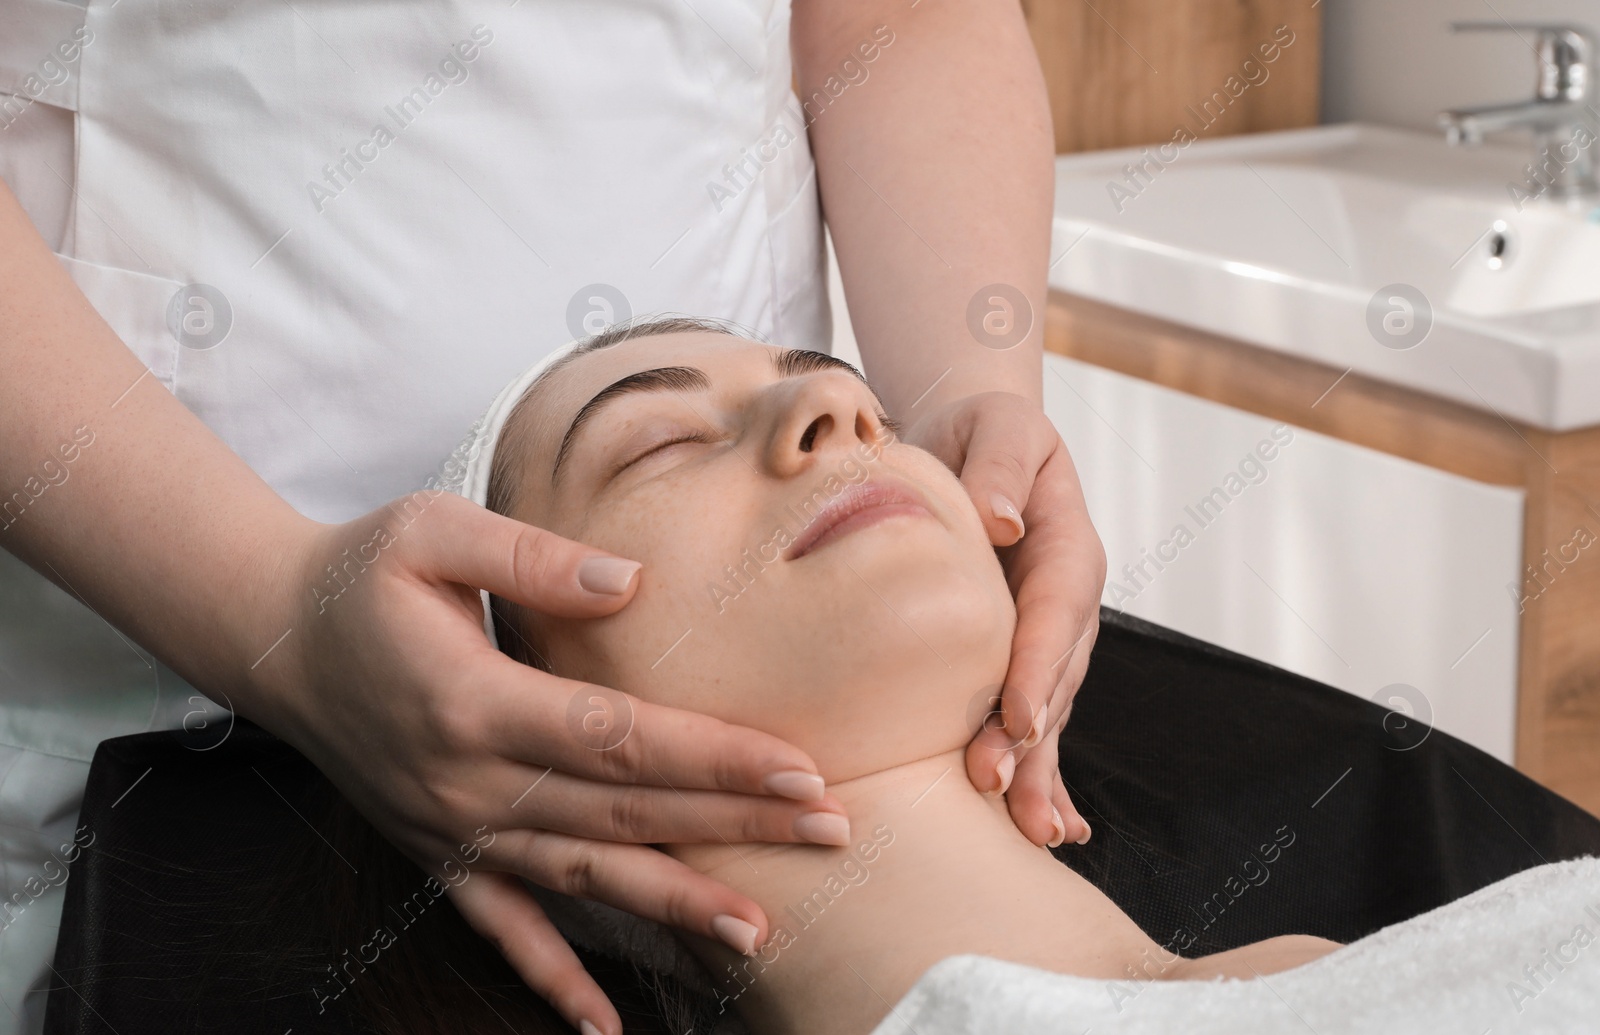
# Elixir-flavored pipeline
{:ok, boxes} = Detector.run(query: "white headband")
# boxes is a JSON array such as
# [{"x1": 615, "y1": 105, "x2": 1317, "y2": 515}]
[{"x1": 437, "y1": 334, "x2": 588, "y2": 648}]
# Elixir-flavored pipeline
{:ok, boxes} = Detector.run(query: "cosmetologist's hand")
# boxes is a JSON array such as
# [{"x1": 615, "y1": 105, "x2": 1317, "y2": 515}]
[
  {"x1": 248, "y1": 491, "x2": 849, "y2": 1035},
  {"x1": 904, "y1": 391, "x2": 1106, "y2": 850}
]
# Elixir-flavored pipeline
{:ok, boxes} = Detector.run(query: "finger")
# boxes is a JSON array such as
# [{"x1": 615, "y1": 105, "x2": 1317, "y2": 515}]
[
  {"x1": 490, "y1": 829, "x2": 772, "y2": 955},
  {"x1": 449, "y1": 872, "x2": 621, "y2": 1035},
  {"x1": 1010, "y1": 631, "x2": 1086, "y2": 756},
  {"x1": 1052, "y1": 768, "x2": 1090, "y2": 846},
  {"x1": 398, "y1": 491, "x2": 643, "y2": 618},
  {"x1": 1006, "y1": 730, "x2": 1083, "y2": 848},
  {"x1": 1034, "y1": 698, "x2": 1091, "y2": 846},
  {"x1": 494, "y1": 763, "x2": 850, "y2": 846},
  {"x1": 964, "y1": 718, "x2": 1019, "y2": 796},
  {"x1": 998, "y1": 671, "x2": 1088, "y2": 844},
  {"x1": 997, "y1": 442, "x2": 1105, "y2": 746},
  {"x1": 1049, "y1": 622, "x2": 1096, "y2": 733},
  {"x1": 478, "y1": 663, "x2": 826, "y2": 800},
  {"x1": 955, "y1": 402, "x2": 1058, "y2": 549},
  {"x1": 1011, "y1": 729, "x2": 1062, "y2": 851}
]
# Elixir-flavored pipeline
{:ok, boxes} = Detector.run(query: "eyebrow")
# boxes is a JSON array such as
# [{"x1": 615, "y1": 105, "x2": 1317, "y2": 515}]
[{"x1": 550, "y1": 348, "x2": 873, "y2": 487}]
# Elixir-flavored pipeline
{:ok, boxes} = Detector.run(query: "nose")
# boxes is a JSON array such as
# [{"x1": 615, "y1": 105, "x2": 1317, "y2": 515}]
[{"x1": 757, "y1": 371, "x2": 888, "y2": 478}]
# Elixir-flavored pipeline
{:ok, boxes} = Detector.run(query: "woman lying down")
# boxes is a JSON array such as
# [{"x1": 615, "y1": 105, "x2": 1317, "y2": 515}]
[{"x1": 315, "y1": 317, "x2": 1599, "y2": 1035}]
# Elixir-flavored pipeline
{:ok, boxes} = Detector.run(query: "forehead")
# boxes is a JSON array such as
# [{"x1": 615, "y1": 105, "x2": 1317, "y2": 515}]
[{"x1": 520, "y1": 331, "x2": 775, "y2": 458}]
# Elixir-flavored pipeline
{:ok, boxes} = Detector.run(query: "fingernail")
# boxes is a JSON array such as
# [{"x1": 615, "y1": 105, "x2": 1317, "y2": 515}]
[
  {"x1": 710, "y1": 913, "x2": 760, "y2": 956},
  {"x1": 990, "y1": 493, "x2": 1024, "y2": 539},
  {"x1": 578, "y1": 557, "x2": 641, "y2": 595},
  {"x1": 1025, "y1": 706, "x2": 1048, "y2": 748},
  {"x1": 1048, "y1": 806, "x2": 1067, "y2": 849},
  {"x1": 1076, "y1": 820, "x2": 1093, "y2": 845},
  {"x1": 994, "y1": 752, "x2": 1015, "y2": 796},
  {"x1": 763, "y1": 769, "x2": 825, "y2": 802},
  {"x1": 793, "y1": 811, "x2": 851, "y2": 846},
  {"x1": 579, "y1": 1021, "x2": 604, "y2": 1035}
]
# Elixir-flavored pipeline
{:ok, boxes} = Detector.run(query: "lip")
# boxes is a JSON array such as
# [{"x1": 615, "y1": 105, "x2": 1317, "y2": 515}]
[{"x1": 784, "y1": 478, "x2": 935, "y2": 561}]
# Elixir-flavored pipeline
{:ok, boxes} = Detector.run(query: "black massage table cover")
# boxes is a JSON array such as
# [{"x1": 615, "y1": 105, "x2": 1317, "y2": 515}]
[{"x1": 44, "y1": 609, "x2": 1600, "y2": 1033}]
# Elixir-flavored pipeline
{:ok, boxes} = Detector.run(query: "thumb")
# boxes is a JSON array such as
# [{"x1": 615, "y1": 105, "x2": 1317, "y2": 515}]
[{"x1": 396, "y1": 491, "x2": 641, "y2": 618}]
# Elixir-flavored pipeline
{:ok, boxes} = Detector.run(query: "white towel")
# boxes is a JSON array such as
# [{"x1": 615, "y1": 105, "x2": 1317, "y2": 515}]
[{"x1": 870, "y1": 856, "x2": 1600, "y2": 1035}]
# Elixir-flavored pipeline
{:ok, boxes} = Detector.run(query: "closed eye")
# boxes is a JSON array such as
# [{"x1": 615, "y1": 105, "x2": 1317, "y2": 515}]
[{"x1": 614, "y1": 431, "x2": 713, "y2": 476}]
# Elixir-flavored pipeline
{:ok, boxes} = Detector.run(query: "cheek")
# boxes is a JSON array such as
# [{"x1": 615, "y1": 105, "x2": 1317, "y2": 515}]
[
  {"x1": 541, "y1": 478, "x2": 745, "y2": 699},
  {"x1": 535, "y1": 450, "x2": 1020, "y2": 776}
]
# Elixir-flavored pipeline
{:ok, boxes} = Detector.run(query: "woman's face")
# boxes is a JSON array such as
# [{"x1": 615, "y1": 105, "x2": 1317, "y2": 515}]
[{"x1": 502, "y1": 330, "x2": 1016, "y2": 781}]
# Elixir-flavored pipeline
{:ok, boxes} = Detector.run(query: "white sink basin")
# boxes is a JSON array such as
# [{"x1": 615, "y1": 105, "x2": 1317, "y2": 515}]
[{"x1": 1050, "y1": 123, "x2": 1600, "y2": 431}]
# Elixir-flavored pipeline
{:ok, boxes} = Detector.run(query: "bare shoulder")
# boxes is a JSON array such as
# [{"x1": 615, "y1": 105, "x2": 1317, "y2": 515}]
[{"x1": 1163, "y1": 935, "x2": 1344, "y2": 981}]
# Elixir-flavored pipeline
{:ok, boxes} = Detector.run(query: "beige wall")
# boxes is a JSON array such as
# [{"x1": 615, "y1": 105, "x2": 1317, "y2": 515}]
[{"x1": 1322, "y1": 0, "x2": 1600, "y2": 130}]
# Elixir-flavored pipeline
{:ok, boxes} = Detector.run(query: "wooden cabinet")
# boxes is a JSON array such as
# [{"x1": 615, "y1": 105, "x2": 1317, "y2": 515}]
[{"x1": 1021, "y1": 0, "x2": 1322, "y2": 154}]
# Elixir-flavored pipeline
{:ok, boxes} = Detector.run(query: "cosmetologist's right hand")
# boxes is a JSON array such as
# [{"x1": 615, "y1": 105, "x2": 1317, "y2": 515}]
[
  {"x1": 247, "y1": 491, "x2": 848, "y2": 1035},
  {"x1": 0, "y1": 174, "x2": 838, "y2": 1035}
]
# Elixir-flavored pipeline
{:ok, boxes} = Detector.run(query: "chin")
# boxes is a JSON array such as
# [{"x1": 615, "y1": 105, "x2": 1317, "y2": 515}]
[
  {"x1": 786, "y1": 552, "x2": 1017, "y2": 777},
  {"x1": 835, "y1": 526, "x2": 1016, "y2": 660}
]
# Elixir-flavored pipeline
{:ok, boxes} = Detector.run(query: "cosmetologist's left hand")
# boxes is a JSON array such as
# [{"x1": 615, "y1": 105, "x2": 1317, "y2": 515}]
[{"x1": 904, "y1": 390, "x2": 1105, "y2": 849}]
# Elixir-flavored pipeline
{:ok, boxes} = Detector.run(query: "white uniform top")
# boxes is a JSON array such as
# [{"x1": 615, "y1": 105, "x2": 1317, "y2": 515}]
[{"x1": 0, "y1": 1, "x2": 828, "y2": 1028}]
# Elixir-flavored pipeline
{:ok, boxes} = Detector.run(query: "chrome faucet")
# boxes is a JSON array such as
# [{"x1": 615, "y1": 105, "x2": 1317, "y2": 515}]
[{"x1": 1438, "y1": 22, "x2": 1599, "y2": 198}]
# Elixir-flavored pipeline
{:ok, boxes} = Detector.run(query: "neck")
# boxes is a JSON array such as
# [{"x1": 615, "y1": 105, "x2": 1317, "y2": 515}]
[{"x1": 666, "y1": 748, "x2": 1161, "y2": 1034}]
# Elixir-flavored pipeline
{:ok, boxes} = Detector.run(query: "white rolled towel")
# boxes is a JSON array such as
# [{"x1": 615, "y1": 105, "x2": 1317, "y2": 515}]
[{"x1": 872, "y1": 856, "x2": 1600, "y2": 1035}]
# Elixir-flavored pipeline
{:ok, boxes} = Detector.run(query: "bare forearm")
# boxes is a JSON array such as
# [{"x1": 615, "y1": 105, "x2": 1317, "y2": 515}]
[
  {"x1": 0, "y1": 176, "x2": 310, "y2": 710},
  {"x1": 793, "y1": 0, "x2": 1054, "y2": 416}
]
